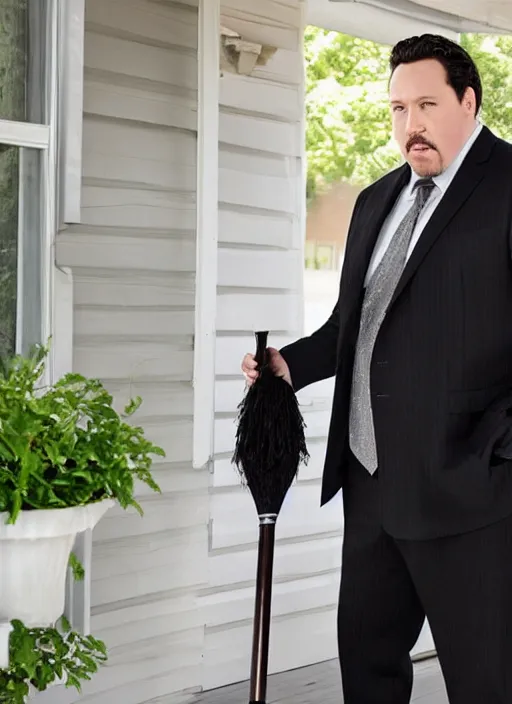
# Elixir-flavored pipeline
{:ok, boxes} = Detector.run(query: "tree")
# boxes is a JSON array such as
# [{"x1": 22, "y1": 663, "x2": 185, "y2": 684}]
[
  {"x1": 305, "y1": 28, "x2": 512, "y2": 199},
  {"x1": 460, "y1": 34, "x2": 512, "y2": 138}
]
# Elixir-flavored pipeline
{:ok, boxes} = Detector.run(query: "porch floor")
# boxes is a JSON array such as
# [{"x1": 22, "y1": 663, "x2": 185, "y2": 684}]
[{"x1": 182, "y1": 657, "x2": 447, "y2": 703}]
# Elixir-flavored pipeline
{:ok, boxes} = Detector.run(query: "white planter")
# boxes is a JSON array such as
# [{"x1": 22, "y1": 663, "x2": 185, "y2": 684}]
[
  {"x1": 0, "y1": 500, "x2": 113, "y2": 668},
  {"x1": 0, "y1": 622, "x2": 12, "y2": 669}
]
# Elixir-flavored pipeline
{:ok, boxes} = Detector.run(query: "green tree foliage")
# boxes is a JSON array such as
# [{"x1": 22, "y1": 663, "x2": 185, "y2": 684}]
[
  {"x1": 460, "y1": 34, "x2": 512, "y2": 138},
  {"x1": 305, "y1": 27, "x2": 512, "y2": 198}
]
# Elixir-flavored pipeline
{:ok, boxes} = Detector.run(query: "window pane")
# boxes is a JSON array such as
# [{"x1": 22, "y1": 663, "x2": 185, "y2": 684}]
[
  {"x1": 0, "y1": 143, "x2": 41, "y2": 360},
  {"x1": 0, "y1": 145, "x2": 18, "y2": 357},
  {"x1": 0, "y1": 0, "x2": 46, "y2": 123},
  {"x1": 0, "y1": 1, "x2": 27, "y2": 121}
]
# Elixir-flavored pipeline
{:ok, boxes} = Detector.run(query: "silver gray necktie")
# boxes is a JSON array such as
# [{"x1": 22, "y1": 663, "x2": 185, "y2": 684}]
[{"x1": 349, "y1": 178, "x2": 436, "y2": 473}]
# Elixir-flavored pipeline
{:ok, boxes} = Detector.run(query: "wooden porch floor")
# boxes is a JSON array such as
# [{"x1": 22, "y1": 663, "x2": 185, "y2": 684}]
[{"x1": 180, "y1": 657, "x2": 448, "y2": 703}]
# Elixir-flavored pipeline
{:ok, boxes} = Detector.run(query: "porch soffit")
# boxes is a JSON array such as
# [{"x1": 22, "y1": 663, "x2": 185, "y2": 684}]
[{"x1": 308, "y1": 0, "x2": 512, "y2": 44}]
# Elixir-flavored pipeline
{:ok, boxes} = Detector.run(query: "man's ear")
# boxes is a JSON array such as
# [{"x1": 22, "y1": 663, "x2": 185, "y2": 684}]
[{"x1": 462, "y1": 86, "x2": 477, "y2": 116}]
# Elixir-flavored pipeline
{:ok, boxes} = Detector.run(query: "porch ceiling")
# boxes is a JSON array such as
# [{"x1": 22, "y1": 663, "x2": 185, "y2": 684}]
[{"x1": 308, "y1": 0, "x2": 511, "y2": 45}]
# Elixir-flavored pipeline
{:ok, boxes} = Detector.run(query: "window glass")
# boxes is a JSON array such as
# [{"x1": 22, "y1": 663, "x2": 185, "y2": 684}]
[
  {"x1": 0, "y1": 0, "x2": 46, "y2": 124},
  {"x1": 0, "y1": 144, "x2": 19, "y2": 358},
  {"x1": 0, "y1": 143, "x2": 41, "y2": 359},
  {"x1": 0, "y1": 0, "x2": 28, "y2": 122}
]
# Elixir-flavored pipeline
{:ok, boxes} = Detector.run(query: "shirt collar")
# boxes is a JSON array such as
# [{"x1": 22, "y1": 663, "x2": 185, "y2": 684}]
[{"x1": 406, "y1": 121, "x2": 483, "y2": 198}]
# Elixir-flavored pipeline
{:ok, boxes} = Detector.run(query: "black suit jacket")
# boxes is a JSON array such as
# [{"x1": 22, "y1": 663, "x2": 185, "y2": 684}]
[{"x1": 281, "y1": 126, "x2": 512, "y2": 540}]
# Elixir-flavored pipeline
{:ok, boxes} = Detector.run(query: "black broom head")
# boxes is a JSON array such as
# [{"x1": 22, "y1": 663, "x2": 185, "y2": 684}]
[{"x1": 232, "y1": 331, "x2": 309, "y2": 517}]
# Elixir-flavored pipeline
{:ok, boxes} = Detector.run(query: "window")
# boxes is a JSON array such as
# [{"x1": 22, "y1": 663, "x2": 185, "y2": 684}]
[{"x1": 0, "y1": 0, "x2": 53, "y2": 360}]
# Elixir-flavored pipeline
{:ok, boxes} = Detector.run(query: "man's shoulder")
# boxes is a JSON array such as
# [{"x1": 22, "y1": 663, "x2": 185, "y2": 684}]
[{"x1": 492, "y1": 133, "x2": 512, "y2": 162}]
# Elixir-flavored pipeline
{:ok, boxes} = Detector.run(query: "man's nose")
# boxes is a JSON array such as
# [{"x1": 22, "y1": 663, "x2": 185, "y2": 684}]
[{"x1": 406, "y1": 108, "x2": 424, "y2": 136}]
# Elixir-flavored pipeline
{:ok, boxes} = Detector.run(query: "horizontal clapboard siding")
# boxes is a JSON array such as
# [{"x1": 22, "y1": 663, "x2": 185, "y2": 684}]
[
  {"x1": 50, "y1": 1, "x2": 207, "y2": 702},
  {"x1": 205, "y1": 0, "x2": 341, "y2": 691}
]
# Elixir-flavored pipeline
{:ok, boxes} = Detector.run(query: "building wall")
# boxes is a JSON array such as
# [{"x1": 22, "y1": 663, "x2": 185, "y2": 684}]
[
  {"x1": 305, "y1": 181, "x2": 362, "y2": 269},
  {"x1": 307, "y1": 180, "x2": 362, "y2": 248},
  {"x1": 48, "y1": 1, "x2": 208, "y2": 702}
]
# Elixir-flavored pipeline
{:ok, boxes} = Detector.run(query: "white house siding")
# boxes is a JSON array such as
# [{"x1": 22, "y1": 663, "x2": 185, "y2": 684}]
[
  {"x1": 47, "y1": 1, "x2": 209, "y2": 702},
  {"x1": 205, "y1": 0, "x2": 343, "y2": 690}
]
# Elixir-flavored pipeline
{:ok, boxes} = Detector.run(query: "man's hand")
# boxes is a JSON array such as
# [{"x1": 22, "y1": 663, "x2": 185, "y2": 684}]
[{"x1": 241, "y1": 347, "x2": 292, "y2": 387}]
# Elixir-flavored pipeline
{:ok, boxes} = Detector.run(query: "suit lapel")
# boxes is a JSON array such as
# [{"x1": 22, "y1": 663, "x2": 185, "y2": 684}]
[
  {"x1": 390, "y1": 127, "x2": 497, "y2": 307},
  {"x1": 342, "y1": 164, "x2": 410, "y2": 319}
]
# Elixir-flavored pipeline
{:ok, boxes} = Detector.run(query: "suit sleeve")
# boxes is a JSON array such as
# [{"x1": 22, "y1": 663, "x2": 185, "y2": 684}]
[
  {"x1": 279, "y1": 190, "x2": 367, "y2": 393},
  {"x1": 279, "y1": 301, "x2": 340, "y2": 392}
]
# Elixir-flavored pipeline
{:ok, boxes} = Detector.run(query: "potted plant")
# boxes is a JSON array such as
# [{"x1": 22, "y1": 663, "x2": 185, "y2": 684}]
[{"x1": 0, "y1": 344, "x2": 164, "y2": 695}]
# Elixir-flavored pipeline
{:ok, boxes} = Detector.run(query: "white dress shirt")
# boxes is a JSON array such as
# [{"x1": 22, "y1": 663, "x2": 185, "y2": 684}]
[{"x1": 364, "y1": 122, "x2": 483, "y2": 286}]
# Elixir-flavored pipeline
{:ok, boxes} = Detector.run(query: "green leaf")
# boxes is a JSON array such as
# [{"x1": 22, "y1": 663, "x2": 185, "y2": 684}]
[
  {"x1": 65, "y1": 673, "x2": 83, "y2": 691},
  {"x1": 60, "y1": 616, "x2": 72, "y2": 632},
  {"x1": 69, "y1": 552, "x2": 85, "y2": 581},
  {"x1": 123, "y1": 396, "x2": 142, "y2": 417},
  {"x1": 0, "y1": 435, "x2": 15, "y2": 460}
]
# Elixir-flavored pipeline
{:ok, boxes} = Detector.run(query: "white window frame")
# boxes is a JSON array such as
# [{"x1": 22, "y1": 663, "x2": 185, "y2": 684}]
[
  {"x1": 0, "y1": 0, "x2": 58, "y2": 365},
  {"x1": 0, "y1": 120, "x2": 49, "y2": 148}
]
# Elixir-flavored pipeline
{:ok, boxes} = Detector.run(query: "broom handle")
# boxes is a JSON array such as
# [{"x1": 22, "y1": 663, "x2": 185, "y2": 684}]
[
  {"x1": 254, "y1": 331, "x2": 269, "y2": 369},
  {"x1": 249, "y1": 517, "x2": 276, "y2": 704}
]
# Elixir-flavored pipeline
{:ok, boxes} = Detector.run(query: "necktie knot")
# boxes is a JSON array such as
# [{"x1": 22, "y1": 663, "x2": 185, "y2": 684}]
[{"x1": 413, "y1": 177, "x2": 435, "y2": 209}]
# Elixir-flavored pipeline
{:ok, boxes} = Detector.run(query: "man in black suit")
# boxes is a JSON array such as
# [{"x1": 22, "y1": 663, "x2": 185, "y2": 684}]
[{"x1": 242, "y1": 34, "x2": 512, "y2": 704}]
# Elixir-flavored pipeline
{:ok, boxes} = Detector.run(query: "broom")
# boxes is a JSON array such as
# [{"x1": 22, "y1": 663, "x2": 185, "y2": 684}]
[{"x1": 232, "y1": 330, "x2": 309, "y2": 704}]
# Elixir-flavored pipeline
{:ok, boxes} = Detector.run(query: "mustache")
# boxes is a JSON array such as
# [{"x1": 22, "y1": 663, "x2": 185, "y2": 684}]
[{"x1": 406, "y1": 135, "x2": 437, "y2": 152}]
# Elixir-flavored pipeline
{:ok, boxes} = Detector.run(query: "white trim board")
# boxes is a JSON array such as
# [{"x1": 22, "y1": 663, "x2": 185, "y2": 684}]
[
  {"x1": 57, "y1": 0, "x2": 85, "y2": 225},
  {"x1": 192, "y1": 0, "x2": 220, "y2": 470}
]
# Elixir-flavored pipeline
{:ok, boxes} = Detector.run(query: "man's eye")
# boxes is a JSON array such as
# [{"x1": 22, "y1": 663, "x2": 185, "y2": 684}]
[
  {"x1": 392, "y1": 105, "x2": 404, "y2": 112},
  {"x1": 421, "y1": 102, "x2": 436, "y2": 108}
]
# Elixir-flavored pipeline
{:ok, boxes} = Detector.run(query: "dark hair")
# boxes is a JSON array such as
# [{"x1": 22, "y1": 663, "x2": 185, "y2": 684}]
[{"x1": 390, "y1": 34, "x2": 482, "y2": 115}]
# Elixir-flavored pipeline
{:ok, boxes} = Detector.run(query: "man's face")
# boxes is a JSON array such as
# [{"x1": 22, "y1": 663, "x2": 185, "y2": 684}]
[{"x1": 389, "y1": 59, "x2": 476, "y2": 177}]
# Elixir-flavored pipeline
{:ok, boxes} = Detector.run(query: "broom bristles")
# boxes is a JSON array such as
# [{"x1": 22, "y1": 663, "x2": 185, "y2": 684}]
[{"x1": 233, "y1": 364, "x2": 309, "y2": 516}]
